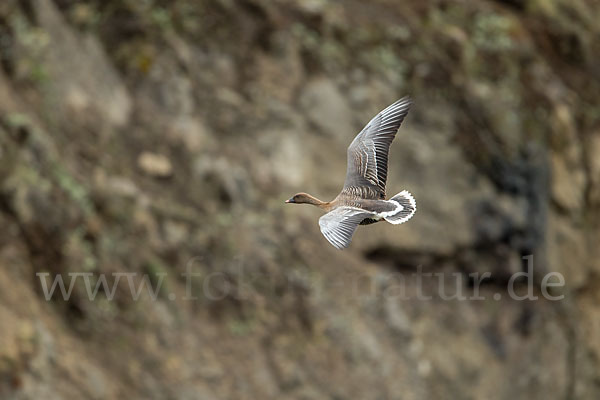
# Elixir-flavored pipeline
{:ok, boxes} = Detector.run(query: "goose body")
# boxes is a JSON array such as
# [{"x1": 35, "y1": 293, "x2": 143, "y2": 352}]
[{"x1": 286, "y1": 97, "x2": 416, "y2": 249}]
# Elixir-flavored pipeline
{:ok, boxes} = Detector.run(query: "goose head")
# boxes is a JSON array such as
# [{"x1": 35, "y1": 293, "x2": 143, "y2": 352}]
[{"x1": 285, "y1": 193, "x2": 324, "y2": 206}]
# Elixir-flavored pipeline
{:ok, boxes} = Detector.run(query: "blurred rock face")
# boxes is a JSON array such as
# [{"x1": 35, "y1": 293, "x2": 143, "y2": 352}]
[{"x1": 0, "y1": 0, "x2": 599, "y2": 399}]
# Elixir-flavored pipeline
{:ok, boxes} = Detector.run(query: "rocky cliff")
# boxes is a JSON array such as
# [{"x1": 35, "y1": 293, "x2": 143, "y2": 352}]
[{"x1": 1, "y1": 0, "x2": 599, "y2": 399}]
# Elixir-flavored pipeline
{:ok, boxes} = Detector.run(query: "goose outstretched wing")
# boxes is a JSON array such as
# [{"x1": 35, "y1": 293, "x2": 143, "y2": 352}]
[
  {"x1": 344, "y1": 97, "x2": 412, "y2": 198},
  {"x1": 318, "y1": 207, "x2": 376, "y2": 249}
]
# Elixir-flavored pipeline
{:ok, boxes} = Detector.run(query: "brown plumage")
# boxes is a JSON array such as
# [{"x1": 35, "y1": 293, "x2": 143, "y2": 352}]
[{"x1": 286, "y1": 97, "x2": 416, "y2": 249}]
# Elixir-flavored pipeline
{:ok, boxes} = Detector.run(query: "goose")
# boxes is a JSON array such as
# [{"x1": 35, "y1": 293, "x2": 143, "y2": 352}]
[{"x1": 286, "y1": 97, "x2": 416, "y2": 249}]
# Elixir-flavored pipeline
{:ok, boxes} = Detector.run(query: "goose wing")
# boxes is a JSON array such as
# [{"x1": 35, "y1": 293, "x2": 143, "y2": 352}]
[
  {"x1": 344, "y1": 97, "x2": 412, "y2": 198},
  {"x1": 318, "y1": 207, "x2": 376, "y2": 249}
]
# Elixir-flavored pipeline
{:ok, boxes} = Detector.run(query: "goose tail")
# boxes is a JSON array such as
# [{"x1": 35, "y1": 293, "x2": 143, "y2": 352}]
[{"x1": 384, "y1": 190, "x2": 416, "y2": 225}]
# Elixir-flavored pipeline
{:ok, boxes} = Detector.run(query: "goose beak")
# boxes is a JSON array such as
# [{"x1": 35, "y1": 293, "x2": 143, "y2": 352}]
[{"x1": 285, "y1": 198, "x2": 294, "y2": 203}]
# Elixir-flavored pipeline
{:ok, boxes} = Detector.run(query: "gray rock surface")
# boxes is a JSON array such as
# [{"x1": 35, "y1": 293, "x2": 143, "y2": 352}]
[{"x1": 0, "y1": 0, "x2": 599, "y2": 399}]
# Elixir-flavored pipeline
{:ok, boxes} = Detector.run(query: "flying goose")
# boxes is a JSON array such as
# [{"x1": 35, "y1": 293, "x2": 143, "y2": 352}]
[{"x1": 286, "y1": 97, "x2": 416, "y2": 249}]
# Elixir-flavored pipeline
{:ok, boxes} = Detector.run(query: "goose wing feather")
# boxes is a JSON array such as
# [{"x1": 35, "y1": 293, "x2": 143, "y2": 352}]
[
  {"x1": 318, "y1": 207, "x2": 376, "y2": 249},
  {"x1": 344, "y1": 97, "x2": 412, "y2": 198}
]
